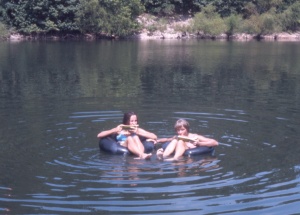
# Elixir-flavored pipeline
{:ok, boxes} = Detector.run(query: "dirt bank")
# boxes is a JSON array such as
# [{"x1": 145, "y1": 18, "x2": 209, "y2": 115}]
[{"x1": 131, "y1": 14, "x2": 300, "y2": 41}]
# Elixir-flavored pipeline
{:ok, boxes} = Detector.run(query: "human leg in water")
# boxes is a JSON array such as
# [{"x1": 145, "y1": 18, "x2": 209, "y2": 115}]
[
  {"x1": 165, "y1": 140, "x2": 186, "y2": 161},
  {"x1": 127, "y1": 135, "x2": 152, "y2": 159},
  {"x1": 156, "y1": 139, "x2": 177, "y2": 160},
  {"x1": 157, "y1": 139, "x2": 186, "y2": 161}
]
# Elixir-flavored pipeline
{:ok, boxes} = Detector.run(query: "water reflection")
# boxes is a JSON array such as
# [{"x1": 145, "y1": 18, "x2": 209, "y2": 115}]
[{"x1": 1, "y1": 41, "x2": 300, "y2": 102}]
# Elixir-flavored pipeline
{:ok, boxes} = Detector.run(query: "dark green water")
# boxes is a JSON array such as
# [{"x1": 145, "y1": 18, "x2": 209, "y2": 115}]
[{"x1": 0, "y1": 40, "x2": 300, "y2": 214}]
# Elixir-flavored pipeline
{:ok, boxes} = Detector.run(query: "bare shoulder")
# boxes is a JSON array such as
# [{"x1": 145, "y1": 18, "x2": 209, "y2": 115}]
[
  {"x1": 138, "y1": 127, "x2": 148, "y2": 133},
  {"x1": 191, "y1": 133, "x2": 213, "y2": 141},
  {"x1": 189, "y1": 133, "x2": 201, "y2": 139}
]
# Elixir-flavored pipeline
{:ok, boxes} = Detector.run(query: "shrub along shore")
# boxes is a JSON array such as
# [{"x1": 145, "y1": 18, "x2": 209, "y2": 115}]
[{"x1": 131, "y1": 14, "x2": 300, "y2": 41}]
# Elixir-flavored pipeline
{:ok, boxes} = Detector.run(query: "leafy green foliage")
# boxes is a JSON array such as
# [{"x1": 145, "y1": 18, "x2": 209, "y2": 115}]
[
  {"x1": 141, "y1": 0, "x2": 175, "y2": 16},
  {"x1": 192, "y1": 5, "x2": 226, "y2": 37},
  {"x1": 242, "y1": 8, "x2": 281, "y2": 35},
  {"x1": 75, "y1": 0, "x2": 109, "y2": 34},
  {"x1": 3, "y1": 0, "x2": 80, "y2": 34},
  {"x1": 76, "y1": 0, "x2": 144, "y2": 37},
  {"x1": 225, "y1": 14, "x2": 243, "y2": 36},
  {"x1": 0, "y1": 0, "x2": 299, "y2": 37},
  {"x1": 255, "y1": 0, "x2": 283, "y2": 14},
  {"x1": 0, "y1": 22, "x2": 9, "y2": 39},
  {"x1": 279, "y1": 1, "x2": 300, "y2": 31},
  {"x1": 212, "y1": 0, "x2": 247, "y2": 17},
  {"x1": 141, "y1": 0, "x2": 208, "y2": 16}
]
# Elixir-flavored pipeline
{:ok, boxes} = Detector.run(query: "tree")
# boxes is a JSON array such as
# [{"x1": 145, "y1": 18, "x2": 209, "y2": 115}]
[
  {"x1": 213, "y1": 0, "x2": 248, "y2": 17},
  {"x1": 76, "y1": 0, "x2": 144, "y2": 37},
  {"x1": 3, "y1": 0, "x2": 80, "y2": 34},
  {"x1": 279, "y1": 1, "x2": 300, "y2": 31},
  {"x1": 75, "y1": 0, "x2": 109, "y2": 34},
  {"x1": 141, "y1": 0, "x2": 210, "y2": 16},
  {"x1": 141, "y1": 0, "x2": 176, "y2": 16},
  {"x1": 192, "y1": 5, "x2": 226, "y2": 37},
  {"x1": 225, "y1": 14, "x2": 243, "y2": 36},
  {"x1": 242, "y1": 8, "x2": 281, "y2": 36}
]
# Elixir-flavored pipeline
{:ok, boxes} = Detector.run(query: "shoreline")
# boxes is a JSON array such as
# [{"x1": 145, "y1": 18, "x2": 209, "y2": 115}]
[
  {"x1": 132, "y1": 15, "x2": 300, "y2": 42},
  {"x1": 131, "y1": 31, "x2": 300, "y2": 42},
  {"x1": 3, "y1": 14, "x2": 300, "y2": 42},
  {"x1": 8, "y1": 31, "x2": 300, "y2": 42},
  {"x1": 6, "y1": 14, "x2": 300, "y2": 42}
]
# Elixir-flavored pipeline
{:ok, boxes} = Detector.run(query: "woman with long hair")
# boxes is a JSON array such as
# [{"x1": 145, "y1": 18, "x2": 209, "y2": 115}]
[{"x1": 97, "y1": 112, "x2": 157, "y2": 159}]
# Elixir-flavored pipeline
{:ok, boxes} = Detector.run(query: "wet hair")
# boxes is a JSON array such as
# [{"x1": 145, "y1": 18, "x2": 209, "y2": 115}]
[
  {"x1": 174, "y1": 119, "x2": 190, "y2": 132},
  {"x1": 122, "y1": 112, "x2": 137, "y2": 125}
]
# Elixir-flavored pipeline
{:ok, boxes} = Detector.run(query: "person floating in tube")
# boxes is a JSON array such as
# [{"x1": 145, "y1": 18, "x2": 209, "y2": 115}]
[
  {"x1": 156, "y1": 119, "x2": 218, "y2": 161},
  {"x1": 97, "y1": 112, "x2": 157, "y2": 159}
]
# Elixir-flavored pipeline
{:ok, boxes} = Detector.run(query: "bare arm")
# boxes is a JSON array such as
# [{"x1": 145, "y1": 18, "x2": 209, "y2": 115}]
[
  {"x1": 97, "y1": 124, "x2": 122, "y2": 139},
  {"x1": 156, "y1": 136, "x2": 176, "y2": 143},
  {"x1": 193, "y1": 134, "x2": 218, "y2": 147},
  {"x1": 133, "y1": 127, "x2": 157, "y2": 140}
]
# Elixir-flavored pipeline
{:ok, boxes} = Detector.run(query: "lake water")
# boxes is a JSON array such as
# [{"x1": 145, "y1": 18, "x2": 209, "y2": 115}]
[{"x1": 0, "y1": 39, "x2": 300, "y2": 214}]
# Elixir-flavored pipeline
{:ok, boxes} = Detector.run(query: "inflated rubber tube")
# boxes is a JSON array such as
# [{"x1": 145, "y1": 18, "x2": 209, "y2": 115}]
[
  {"x1": 183, "y1": 146, "x2": 214, "y2": 156},
  {"x1": 161, "y1": 142, "x2": 215, "y2": 156},
  {"x1": 99, "y1": 136, "x2": 129, "y2": 155},
  {"x1": 99, "y1": 135, "x2": 155, "y2": 155}
]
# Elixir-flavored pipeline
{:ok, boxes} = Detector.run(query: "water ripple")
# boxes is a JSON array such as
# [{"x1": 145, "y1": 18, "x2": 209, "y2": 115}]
[{"x1": 2, "y1": 109, "x2": 299, "y2": 214}]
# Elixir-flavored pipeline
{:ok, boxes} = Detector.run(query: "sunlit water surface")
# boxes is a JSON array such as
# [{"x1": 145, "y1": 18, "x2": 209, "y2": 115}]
[{"x1": 0, "y1": 40, "x2": 300, "y2": 214}]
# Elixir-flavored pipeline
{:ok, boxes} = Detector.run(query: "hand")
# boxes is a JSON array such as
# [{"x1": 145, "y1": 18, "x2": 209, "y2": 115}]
[
  {"x1": 193, "y1": 141, "x2": 200, "y2": 146},
  {"x1": 115, "y1": 124, "x2": 123, "y2": 133},
  {"x1": 191, "y1": 137, "x2": 200, "y2": 146},
  {"x1": 129, "y1": 127, "x2": 138, "y2": 134}
]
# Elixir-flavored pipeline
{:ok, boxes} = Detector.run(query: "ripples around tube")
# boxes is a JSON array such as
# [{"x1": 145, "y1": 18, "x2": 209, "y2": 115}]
[{"x1": 1, "y1": 110, "x2": 300, "y2": 214}]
